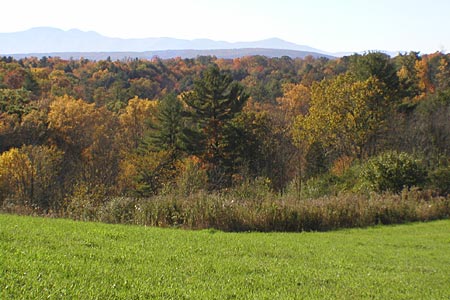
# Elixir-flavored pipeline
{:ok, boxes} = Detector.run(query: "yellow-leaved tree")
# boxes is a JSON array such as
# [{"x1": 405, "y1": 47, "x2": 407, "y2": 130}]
[
  {"x1": 276, "y1": 83, "x2": 311, "y2": 122},
  {"x1": 0, "y1": 145, "x2": 63, "y2": 210},
  {"x1": 48, "y1": 95, "x2": 119, "y2": 195},
  {"x1": 293, "y1": 73, "x2": 391, "y2": 161},
  {"x1": 117, "y1": 96, "x2": 158, "y2": 151}
]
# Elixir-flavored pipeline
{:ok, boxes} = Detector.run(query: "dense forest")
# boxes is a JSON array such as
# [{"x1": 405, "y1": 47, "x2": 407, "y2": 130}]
[{"x1": 1, "y1": 52, "x2": 449, "y2": 230}]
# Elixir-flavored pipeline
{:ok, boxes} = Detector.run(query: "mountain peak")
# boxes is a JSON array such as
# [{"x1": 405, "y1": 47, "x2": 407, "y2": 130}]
[
  {"x1": 261, "y1": 37, "x2": 286, "y2": 42},
  {"x1": 26, "y1": 27, "x2": 64, "y2": 33}
]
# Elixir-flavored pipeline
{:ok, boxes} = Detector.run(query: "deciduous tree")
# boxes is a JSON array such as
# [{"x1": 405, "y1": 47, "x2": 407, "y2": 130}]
[
  {"x1": 293, "y1": 73, "x2": 390, "y2": 161},
  {"x1": 0, "y1": 145, "x2": 63, "y2": 209}
]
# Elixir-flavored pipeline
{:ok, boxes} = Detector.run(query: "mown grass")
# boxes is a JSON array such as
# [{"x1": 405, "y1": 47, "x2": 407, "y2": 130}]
[{"x1": 1, "y1": 214, "x2": 449, "y2": 299}]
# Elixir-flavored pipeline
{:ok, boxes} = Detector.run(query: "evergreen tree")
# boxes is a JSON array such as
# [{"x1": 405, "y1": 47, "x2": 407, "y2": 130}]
[
  {"x1": 143, "y1": 93, "x2": 184, "y2": 155},
  {"x1": 181, "y1": 64, "x2": 248, "y2": 188},
  {"x1": 350, "y1": 52, "x2": 399, "y2": 99}
]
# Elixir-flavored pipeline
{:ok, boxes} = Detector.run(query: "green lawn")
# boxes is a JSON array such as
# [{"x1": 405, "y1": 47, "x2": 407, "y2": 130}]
[{"x1": 1, "y1": 214, "x2": 449, "y2": 299}]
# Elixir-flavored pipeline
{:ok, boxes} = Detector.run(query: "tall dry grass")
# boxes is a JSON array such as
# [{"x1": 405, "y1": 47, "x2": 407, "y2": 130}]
[
  {"x1": 2, "y1": 187, "x2": 449, "y2": 232},
  {"x1": 70, "y1": 189, "x2": 450, "y2": 231}
]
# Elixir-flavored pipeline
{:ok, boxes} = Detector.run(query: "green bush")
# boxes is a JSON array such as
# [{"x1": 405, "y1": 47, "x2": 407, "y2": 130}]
[
  {"x1": 428, "y1": 166, "x2": 450, "y2": 196},
  {"x1": 362, "y1": 151, "x2": 427, "y2": 193},
  {"x1": 300, "y1": 174, "x2": 339, "y2": 199},
  {"x1": 284, "y1": 162, "x2": 368, "y2": 199},
  {"x1": 230, "y1": 177, "x2": 272, "y2": 201}
]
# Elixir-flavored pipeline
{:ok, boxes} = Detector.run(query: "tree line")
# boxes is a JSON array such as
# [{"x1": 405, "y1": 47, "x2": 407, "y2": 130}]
[{"x1": 0, "y1": 52, "x2": 449, "y2": 213}]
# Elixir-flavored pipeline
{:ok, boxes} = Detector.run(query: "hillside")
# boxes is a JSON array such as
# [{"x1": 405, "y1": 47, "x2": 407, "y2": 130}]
[{"x1": 1, "y1": 52, "x2": 450, "y2": 225}]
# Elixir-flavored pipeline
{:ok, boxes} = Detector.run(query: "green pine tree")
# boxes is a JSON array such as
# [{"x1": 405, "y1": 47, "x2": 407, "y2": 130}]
[
  {"x1": 143, "y1": 93, "x2": 184, "y2": 155},
  {"x1": 181, "y1": 64, "x2": 248, "y2": 188},
  {"x1": 134, "y1": 94, "x2": 185, "y2": 195}
]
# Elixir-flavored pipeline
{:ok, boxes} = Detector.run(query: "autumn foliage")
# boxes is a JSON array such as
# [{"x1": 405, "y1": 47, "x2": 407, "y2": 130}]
[{"x1": 0, "y1": 52, "x2": 449, "y2": 230}]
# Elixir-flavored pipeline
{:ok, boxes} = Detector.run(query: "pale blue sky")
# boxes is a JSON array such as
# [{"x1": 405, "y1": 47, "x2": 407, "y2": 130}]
[{"x1": 2, "y1": 0, "x2": 449, "y2": 53}]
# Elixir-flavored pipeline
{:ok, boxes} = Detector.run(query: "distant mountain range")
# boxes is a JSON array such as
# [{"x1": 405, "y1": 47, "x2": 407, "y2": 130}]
[
  {"x1": 9, "y1": 49, "x2": 336, "y2": 61},
  {"x1": 0, "y1": 27, "x2": 400, "y2": 60},
  {"x1": 0, "y1": 27, "x2": 336, "y2": 60}
]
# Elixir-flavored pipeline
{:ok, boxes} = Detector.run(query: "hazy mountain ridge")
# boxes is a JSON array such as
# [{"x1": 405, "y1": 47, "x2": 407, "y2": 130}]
[
  {"x1": 0, "y1": 27, "x2": 329, "y2": 56},
  {"x1": 0, "y1": 27, "x2": 403, "y2": 59},
  {"x1": 9, "y1": 48, "x2": 335, "y2": 60}
]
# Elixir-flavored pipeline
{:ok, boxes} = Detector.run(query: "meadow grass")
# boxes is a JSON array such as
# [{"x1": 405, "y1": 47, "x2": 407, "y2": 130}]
[{"x1": 1, "y1": 214, "x2": 449, "y2": 299}]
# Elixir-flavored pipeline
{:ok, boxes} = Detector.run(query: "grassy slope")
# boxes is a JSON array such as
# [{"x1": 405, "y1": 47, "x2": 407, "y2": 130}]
[{"x1": 1, "y1": 214, "x2": 449, "y2": 299}]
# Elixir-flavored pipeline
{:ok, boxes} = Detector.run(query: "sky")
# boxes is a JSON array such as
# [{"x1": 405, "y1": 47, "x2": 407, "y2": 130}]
[{"x1": 1, "y1": 0, "x2": 449, "y2": 54}]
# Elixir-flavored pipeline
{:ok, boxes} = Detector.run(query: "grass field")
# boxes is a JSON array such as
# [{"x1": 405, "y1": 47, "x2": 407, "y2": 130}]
[{"x1": 1, "y1": 214, "x2": 449, "y2": 299}]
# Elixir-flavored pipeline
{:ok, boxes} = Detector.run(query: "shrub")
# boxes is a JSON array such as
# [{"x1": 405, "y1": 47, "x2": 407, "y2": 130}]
[
  {"x1": 362, "y1": 151, "x2": 427, "y2": 193},
  {"x1": 331, "y1": 155, "x2": 354, "y2": 177},
  {"x1": 335, "y1": 162, "x2": 367, "y2": 193},
  {"x1": 65, "y1": 183, "x2": 108, "y2": 221},
  {"x1": 175, "y1": 157, "x2": 208, "y2": 196},
  {"x1": 300, "y1": 174, "x2": 339, "y2": 199},
  {"x1": 428, "y1": 166, "x2": 450, "y2": 196},
  {"x1": 100, "y1": 197, "x2": 139, "y2": 224},
  {"x1": 117, "y1": 150, "x2": 178, "y2": 197},
  {"x1": 230, "y1": 177, "x2": 272, "y2": 201}
]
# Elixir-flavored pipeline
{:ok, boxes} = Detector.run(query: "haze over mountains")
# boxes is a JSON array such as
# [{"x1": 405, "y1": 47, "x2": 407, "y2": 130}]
[
  {"x1": 0, "y1": 27, "x2": 339, "y2": 60},
  {"x1": 0, "y1": 27, "x2": 398, "y2": 60}
]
